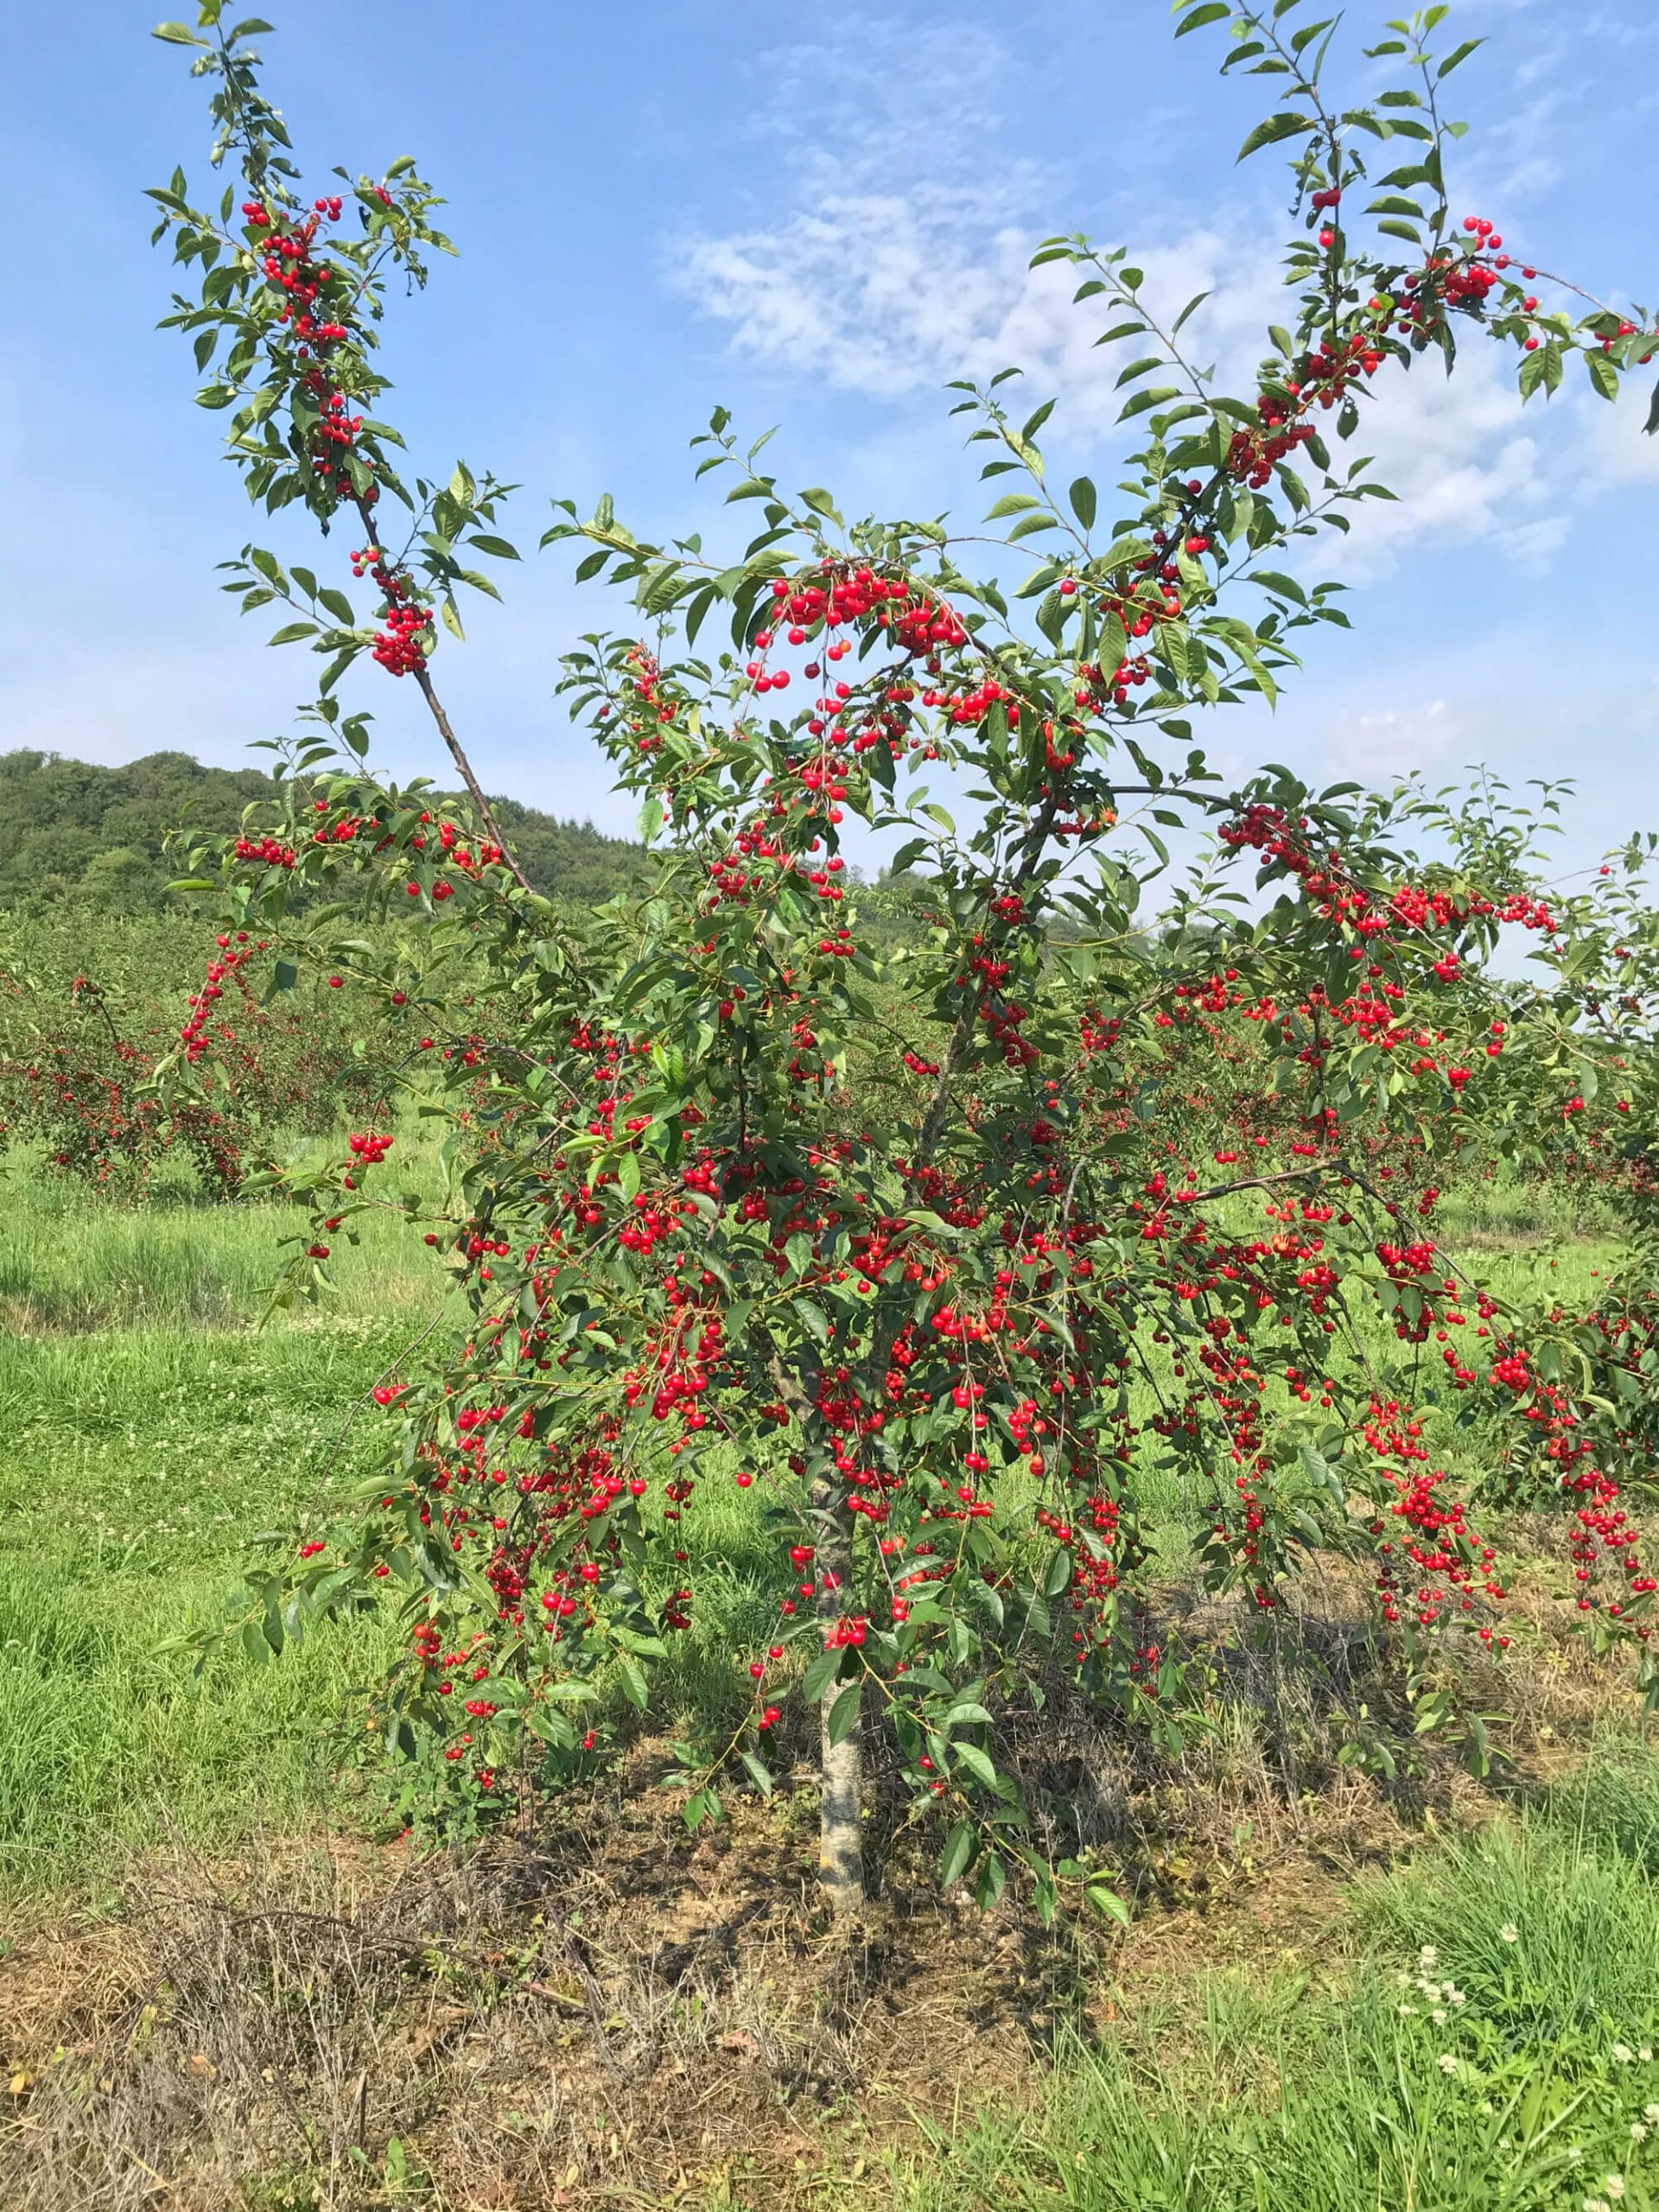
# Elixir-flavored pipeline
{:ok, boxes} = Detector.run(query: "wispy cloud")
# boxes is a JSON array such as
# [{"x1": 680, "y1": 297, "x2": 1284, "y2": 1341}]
[
  {"x1": 666, "y1": 13, "x2": 1601, "y2": 588},
  {"x1": 665, "y1": 15, "x2": 1049, "y2": 397}
]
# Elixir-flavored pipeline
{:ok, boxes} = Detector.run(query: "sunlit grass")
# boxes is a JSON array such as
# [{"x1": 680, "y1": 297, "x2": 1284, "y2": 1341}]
[{"x1": 884, "y1": 1740, "x2": 1659, "y2": 2211}]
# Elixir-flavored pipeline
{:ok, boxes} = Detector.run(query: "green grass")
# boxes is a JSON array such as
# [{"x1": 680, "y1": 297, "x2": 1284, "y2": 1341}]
[
  {"x1": 0, "y1": 1153, "x2": 799, "y2": 1896},
  {"x1": 885, "y1": 1748, "x2": 1659, "y2": 2210},
  {"x1": 0, "y1": 1166, "x2": 435, "y2": 1895}
]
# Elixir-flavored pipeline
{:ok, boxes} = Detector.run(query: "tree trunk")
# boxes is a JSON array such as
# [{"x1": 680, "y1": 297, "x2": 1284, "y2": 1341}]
[{"x1": 813, "y1": 1487, "x2": 864, "y2": 1913}]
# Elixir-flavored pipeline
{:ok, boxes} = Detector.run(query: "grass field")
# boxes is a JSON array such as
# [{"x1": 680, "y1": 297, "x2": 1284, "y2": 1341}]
[
  {"x1": 2, "y1": 1151, "x2": 1656, "y2": 2209},
  {"x1": 891, "y1": 1771, "x2": 1659, "y2": 2211},
  {"x1": 0, "y1": 1168, "x2": 423, "y2": 1894}
]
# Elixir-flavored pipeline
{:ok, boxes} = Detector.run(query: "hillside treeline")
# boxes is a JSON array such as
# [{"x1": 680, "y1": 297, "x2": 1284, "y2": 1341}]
[{"x1": 0, "y1": 749, "x2": 652, "y2": 910}]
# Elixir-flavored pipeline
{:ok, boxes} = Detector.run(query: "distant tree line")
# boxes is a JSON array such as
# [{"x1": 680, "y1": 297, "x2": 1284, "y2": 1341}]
[{"x1": 0, "y1": 749, "x2": 655, "y2": 910}]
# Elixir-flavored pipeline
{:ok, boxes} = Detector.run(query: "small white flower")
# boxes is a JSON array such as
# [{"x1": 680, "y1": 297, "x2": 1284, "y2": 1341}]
[
  {"x1": 1604, "y1": 2178, "x2": 1625, "y2": 2202},
  {"x1": 1398, "y1": 2003, "x2": 1417, "y2": 2017},
  {"x1": 1439, "y1": 2053, "x2": 1459, "y2": 2075},
  {"x1": 1614, "y1": 2045, "x2": 1635, "y2": 2065},
  {"x1": 1584, "y1": 2199, "x2": 1610, "y2": 2212},
  {"x1": 1420, "y1": 1944, "x2": 1440, "y2": 1969},
  {"x1": 1630, "y1": 2124, "x2": 1648, "y2": 2145},
  {"x1": 1499, "y1": 1923, "x2": 1518, "y2": 1944},
  {"x1": 1646, "y1": 2103, "x2": 1659, "y2": 2125},
  {"x1": 1432, "y1": 2008, "x2": 1448, "y2": 2027},
  {"x1": 1641, "y1": 2048, "x2": 1653, "y2": 2063},
  {"x1": 1450, "y1": 1987, "x2": 1467, "y2": 2006}
]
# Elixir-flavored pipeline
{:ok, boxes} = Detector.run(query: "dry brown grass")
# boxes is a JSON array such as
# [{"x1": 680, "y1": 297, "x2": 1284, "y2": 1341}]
[{"x1": 0, "y1": 1810, "x2": 1049, "y2": 2211}]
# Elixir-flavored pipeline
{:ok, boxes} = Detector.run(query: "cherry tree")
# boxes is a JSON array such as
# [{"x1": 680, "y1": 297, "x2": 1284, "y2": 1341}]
[{"x1": 152, "y1": 0, "x2": 1659, "y2": 1916}]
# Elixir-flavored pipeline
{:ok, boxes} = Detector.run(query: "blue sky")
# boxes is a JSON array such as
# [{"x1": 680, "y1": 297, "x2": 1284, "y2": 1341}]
[{"x1": 3, "y1": 1, "x2": 1656, "y2": 880}]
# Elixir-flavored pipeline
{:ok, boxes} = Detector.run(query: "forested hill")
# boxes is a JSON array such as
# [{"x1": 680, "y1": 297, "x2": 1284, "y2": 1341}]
[{"x1": 0, "y1": 749, "x2": 652, "y2": 909}]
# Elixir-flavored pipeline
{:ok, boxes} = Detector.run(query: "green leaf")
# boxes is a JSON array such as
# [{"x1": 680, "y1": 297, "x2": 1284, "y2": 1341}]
[
  {"x1": 1015, "y1": 562, "x2": 1064, "y2": 601},
  {"x1": 642, "y1": 562, "x2": 684, "y2": 615},
  {"x1": 1099, "y1": 536, "x2": 1152, "y2": 570},
  {"x1": 826, "y1": 1683, "x2": 863, "y2": 1746},
  {"x1": 467, "y1": 533, "x2": 520, "y2": 559},
  {"x1": 741, "y1": 1751, "x2": 774, "y2": 1798},
  {"x1": 1069, "y1": 475, "x2": 1098, "y2": 530},
  {"x1": 681, "y1": 1787, "x2": 721, "y2": 1833},
  {"x1": 954, "y1": 1742, "x2": 998, "y2": 1788},
  {"x1": 1236, "y1": 112, "x2": 1318, "y2": 162},
  {"x1": 1085, "y1": 1885, "x2": 1132, "y2": 1927},
  {"x1": 152, "y1": 21, "x2": 207, "y2": 42},
  {"x1": 975, "y1": 1851, "x2": 1007, "y2": 1910},
  {"x1": 801, "y1": 1644, "x2": 842, "y2": 1702},
  {"x1": 938, "y1": 1820, "x2": 976, "y2": 1885},
  {"x1": 1251, "y1": 569, "x2": 1306, "y2": 605},
  {"x1": 1436, "y1": 36, "x2": 1483, "y2": 78},
  {"x1": 266, "y1": 622, "x2": 318, "y2": 646}
]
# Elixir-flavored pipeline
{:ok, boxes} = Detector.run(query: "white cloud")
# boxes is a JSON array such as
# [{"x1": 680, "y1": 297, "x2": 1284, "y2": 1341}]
[
  {"x1": 1308, "y1": 342, "x2": 1567, "y2": 583},
  {"x1": 665, "y1": 14, "x2": 1048, "y2": 399},
  {"x1": 1579, "y1": 371, "x2": 1659, "y2": 487},
  {"x1": 671, "y1": 46, "x2": 1574, "y2": 589},
  {"x1": 1329, "y1": 696, "x2": 1457, "y2": 777},
  {"x1": 1265, "y1": 647, "x2": 1659, "y2": 864},
  {"x1": 665, "y1": 7, "x2": 1655, "y2": 599}
]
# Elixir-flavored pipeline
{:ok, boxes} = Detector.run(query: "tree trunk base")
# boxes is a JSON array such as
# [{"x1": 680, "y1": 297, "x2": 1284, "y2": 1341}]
[{"x1": 817, "y1": 1697, "x2": 864, "y2": 1914}]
